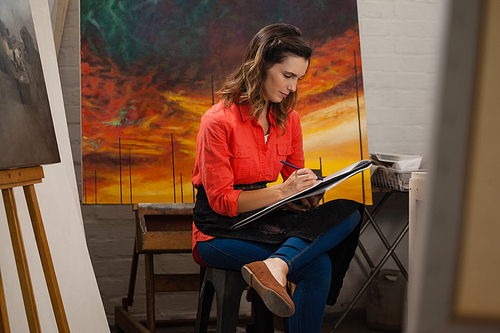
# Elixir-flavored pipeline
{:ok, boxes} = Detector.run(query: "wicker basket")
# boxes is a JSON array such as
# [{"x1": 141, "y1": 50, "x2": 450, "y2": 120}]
[{"x1": 371, "y1": 167, "x2": 414, "y2": 191}]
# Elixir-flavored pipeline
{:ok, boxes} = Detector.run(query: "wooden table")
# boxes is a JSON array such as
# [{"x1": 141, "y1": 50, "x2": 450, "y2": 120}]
[{"x1": 114, "y1": 203, "x2": 198, "y2": 333}]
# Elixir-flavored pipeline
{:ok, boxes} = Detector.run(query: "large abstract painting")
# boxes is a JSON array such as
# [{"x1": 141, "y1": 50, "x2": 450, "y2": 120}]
[
  {"x1": 0, "y1": 0, "x2": 60, "y2": 170},
  {"x1": 81, "y1": 0, "x2": 371, "y2": 205}
]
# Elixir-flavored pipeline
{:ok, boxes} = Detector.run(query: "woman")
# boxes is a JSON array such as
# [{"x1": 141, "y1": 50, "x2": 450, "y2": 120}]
[{"x1": 192, "y1": 23, "x2": 362, "y2": 332}]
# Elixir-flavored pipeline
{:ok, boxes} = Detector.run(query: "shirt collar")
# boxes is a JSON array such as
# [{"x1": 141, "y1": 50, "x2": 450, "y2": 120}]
[
  {"x1": 236, "y1": 103, "x2": 277, "y2": 127},
  {"x1": 236, "y1": 103, "x2": 252, "y2": 122}
]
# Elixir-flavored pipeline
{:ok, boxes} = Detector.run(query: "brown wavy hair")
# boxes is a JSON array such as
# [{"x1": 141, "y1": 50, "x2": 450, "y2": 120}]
[{"x1": 218, "y1": 23, "x2": 312, "y2": 132}]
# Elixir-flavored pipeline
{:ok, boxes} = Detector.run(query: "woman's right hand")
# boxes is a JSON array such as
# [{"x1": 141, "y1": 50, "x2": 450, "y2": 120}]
[
  {"x1": 280, "y1": 168, "x2": 317, "y2": 197},
  {"x1": 236, "y1": 168, "x2": 317, "y2": 214}
]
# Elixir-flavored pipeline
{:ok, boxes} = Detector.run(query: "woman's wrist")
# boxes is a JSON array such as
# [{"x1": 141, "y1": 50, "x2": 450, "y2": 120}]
[
  {"x1": 236, "y1": 184, "x2": 290, "y2": 213},
  {"x1": 275, "y1": 182, "x2": 294, "y2": 201}
]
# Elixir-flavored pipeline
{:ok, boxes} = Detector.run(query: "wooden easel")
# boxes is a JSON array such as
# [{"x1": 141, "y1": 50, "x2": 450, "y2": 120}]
[{"x1": 0, "y1": 166, "x2": 70, "y2": 333}]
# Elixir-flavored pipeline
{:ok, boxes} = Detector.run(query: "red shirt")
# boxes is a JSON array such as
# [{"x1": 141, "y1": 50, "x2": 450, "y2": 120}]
[{"x1": 191, "y1": 101, "x2": 305, "y2": 246}]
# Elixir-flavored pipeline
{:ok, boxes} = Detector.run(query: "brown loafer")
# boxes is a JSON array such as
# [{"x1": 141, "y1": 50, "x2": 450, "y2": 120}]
[{"x1": 241, "y1": 261, "x2": 295, "y2": 317}]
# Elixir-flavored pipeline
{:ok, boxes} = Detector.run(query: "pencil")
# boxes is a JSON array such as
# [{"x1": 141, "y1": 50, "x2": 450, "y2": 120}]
[{"x1": 280, "y1": 160, "x2": 323, "y2": 180}]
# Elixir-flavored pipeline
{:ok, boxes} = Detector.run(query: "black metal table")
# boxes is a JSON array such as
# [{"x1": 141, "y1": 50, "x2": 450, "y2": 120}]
[{"x1": 330, "y1": 188, "x2": 409, "y2": 332}]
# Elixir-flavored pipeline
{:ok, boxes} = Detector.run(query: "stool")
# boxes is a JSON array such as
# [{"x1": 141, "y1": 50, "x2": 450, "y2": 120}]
[{"x1": 194, "y1": 267, "x2": 275, "y2": 333}]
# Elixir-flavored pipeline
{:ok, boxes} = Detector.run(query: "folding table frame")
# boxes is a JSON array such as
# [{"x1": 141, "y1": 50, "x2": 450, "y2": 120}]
[{"x1": 330, "y1": 189, "x2": 409, "y2": 332}]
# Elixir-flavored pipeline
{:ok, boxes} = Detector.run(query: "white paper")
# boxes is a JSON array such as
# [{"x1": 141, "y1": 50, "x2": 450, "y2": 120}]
[
  {"x1": 392, "y1": 157, "x2": 422, "y2": 171},
  {"x1": 230, "y1": 160, "x2": 371, "y2": 230}
]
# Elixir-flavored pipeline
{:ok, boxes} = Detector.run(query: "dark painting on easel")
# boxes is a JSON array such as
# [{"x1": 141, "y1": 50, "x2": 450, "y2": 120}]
[{"x1": 0, "y1": 0, "x2": 60, "y2": 170}]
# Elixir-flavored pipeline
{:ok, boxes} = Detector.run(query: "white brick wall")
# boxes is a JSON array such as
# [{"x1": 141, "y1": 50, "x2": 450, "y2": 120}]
[
  {"x1": 56, "y1": 0, "x2": 446, "y2": 324},
  {"x1": 358, "y1": 0, "x2": 443, "y2": 157}
]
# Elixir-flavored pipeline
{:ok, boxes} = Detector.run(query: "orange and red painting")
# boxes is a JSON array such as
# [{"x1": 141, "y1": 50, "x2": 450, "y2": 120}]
[{"x1": 81, "y1": 0, "x2": 371, "y2": 205}]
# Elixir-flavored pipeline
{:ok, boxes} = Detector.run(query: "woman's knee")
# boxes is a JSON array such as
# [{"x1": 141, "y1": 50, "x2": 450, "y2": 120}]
[
  {"x1": 288, "y1": 253, "x2": 332, "y2": 284},
  {"x1": 309, "y1": 254, "x2": 332, "y2": 282},
  {"x1": 348, "y1": 208, "x2": 362, "y2": 229}
]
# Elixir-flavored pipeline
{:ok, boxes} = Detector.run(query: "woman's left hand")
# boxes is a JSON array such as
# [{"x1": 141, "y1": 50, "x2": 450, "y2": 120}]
[{"x1": 283, "y1": 194, "x2": 324, "y2": 213}]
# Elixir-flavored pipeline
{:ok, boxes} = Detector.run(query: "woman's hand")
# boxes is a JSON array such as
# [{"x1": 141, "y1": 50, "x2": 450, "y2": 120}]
[
  {"x1": 283, "y1": 194, "x2": 324, "y2": 212},
  {"x1": 278, "y1": 168, "x2": 320, "y2": 212},
  {"x1": 280, "y1": 168, "x2": 317, "y2": 196},
  {"x1": 236, "y1": 168, "x2": 318, "y2": 214}
]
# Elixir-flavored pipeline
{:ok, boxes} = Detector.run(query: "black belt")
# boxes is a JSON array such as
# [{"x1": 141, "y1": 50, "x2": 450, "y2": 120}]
[{"x1": 233, "y1": 182, "x2": 268, "y2": 191}]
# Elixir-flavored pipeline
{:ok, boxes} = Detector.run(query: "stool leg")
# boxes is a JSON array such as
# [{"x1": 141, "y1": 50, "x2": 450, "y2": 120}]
[
  {"x1": 194, "y1": 273, "x2": 215, "y2": 333},
  {"x1": 194, "y1": 268, "x2": 248, "y2": 333},
  {"x1": 283, "y1": 316, "x2": 290, "y2": 333},
  {"x1": 213, "y1": 270, "x2": 246, "y2": 333},
  {"x1": 251, "y1": 289, "x2": 275, "y2": 333}
]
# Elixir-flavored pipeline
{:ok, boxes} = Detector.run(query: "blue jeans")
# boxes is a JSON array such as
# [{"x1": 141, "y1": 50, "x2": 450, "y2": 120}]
[{"x1": 196, "y1": 209, "x2": 361, "y2": 333}]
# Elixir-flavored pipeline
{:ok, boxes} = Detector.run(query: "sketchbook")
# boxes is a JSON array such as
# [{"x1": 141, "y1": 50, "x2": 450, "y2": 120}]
[{"x1": 230, "y1": 159, "x2": 372, "y2": 230}]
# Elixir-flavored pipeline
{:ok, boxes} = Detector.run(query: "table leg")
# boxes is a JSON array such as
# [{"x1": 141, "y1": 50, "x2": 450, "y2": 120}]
[
  {"x1": 357, "y1": 192, "x2": 393, "y2": 268},
  {"x1": 145, "y1": 253, "x2": 156, "y2": 333},
  {"x1": 364, "y1": 208, "x2": 409, "y2": 280},
  {"x1": 359, "y1": 192, "x2": 408, "y2": 280},
  {"x1": 329, "y1": 223, "x2": 409, "y2": 333},
  {"x1": 122, "y1": 242, "x2": 139, "y2": 310},
  {"x1": 357, "y1": 241, "x2": 375, "y2": 269}
]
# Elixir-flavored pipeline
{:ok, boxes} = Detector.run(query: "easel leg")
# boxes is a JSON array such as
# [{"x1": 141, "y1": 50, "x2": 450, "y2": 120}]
[
  {"x1": 2, "y1": 188, "x2": 42, "y2": 333},
  {"x1": 0, "y1": 267, "x2": 10, "y2": 333},
  {"x1": 23, "y1": 185, "x2": 70, "y2": 333}
]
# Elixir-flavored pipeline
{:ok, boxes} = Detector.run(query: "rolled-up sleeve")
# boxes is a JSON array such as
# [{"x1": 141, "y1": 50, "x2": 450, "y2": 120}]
[{"x1": 195, "y1": 113, "x2": 242, "y2": 217}]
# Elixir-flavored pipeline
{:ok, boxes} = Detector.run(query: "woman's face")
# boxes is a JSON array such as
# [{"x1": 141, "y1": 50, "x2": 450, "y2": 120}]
[{"x1": 262, "y1": 55, "x2": 309, "y2": 103}]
